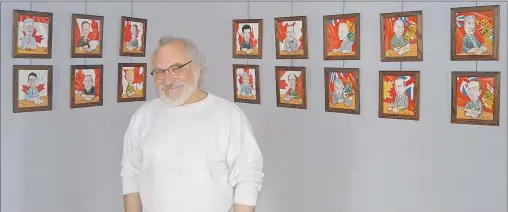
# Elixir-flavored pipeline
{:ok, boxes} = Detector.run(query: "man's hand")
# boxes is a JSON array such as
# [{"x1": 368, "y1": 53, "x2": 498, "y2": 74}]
[
  {"x1": 123, "y1": 193, "x2": 142, "y2": 212},
  {"x1": 234, "y1": 203, "x2": 255, "y2": 212}
]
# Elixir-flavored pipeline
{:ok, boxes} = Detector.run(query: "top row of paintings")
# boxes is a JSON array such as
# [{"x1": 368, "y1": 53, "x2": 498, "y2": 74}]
[
  {"x1": 12, "y1": 9, "x2": 148, "y2": 59},
  {"x1": 232, "y1": 5, "x2": 500, "y2": 61}
]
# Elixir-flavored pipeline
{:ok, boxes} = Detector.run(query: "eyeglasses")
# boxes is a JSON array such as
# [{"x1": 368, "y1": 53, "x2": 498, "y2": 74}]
[{"x1": 151, "y1": 60, "x2": 192, "y2": 80}]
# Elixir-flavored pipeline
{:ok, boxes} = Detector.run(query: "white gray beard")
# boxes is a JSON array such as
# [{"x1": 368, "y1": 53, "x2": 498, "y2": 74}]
[{"x1": 158, "y1": 82, "x2": 198, "y2": 107}]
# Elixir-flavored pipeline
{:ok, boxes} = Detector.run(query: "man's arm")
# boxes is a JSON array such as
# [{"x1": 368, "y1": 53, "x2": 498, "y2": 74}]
[
  {"x1": 120, "y1": 112, "x2": 143, "y2": 212},
  {"x1": 123, "y1": 193, "x2": 142, "y2": 212},
  {"x1": 227, "y1": 107, "x2": 264, "y2": 211}
]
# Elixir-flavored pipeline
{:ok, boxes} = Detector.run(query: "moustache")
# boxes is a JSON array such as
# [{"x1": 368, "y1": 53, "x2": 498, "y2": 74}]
[{"x1": 161, "y1": 81, "x2": 185, "y2": 90}]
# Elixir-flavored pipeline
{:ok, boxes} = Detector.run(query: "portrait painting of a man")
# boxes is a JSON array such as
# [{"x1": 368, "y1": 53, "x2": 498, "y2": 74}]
[
  {"x1": 324, "y1": 68, "x2": 360, "y2": 114},
  {"x1": 379, "y1": 71, "x2": 420, "y2": 120},
  {"x1": 71, "y1": 65, "x2": 103, "y2": 108},
  {"x1": 276, "y1": 66, "x2": 307, "y2": 109},
  {"x1": 380, "y1": 11, "x2": 422, "y2": 61},
  {"x1": 274, "y1": 16, "x2": 308, "y2": 59},
  {"x1": 13, "y1": 10, "x2": 53, "y2": 58},
  {"x1": 120, "y1": 16, "x2": 147, "y2": 57},
  {"x1": 118, "y1": 63, "x2": 147, "y2": 102},
  {"x1": 71, "y1": 14, "x2": 104, "y2": 58},
  {"x1": 323, "y1": 13, "x2": 360, "y2": 60},
  {"x1": 451, "y1": 5, "x2": 499, "y2": 60},
  {"x1": 233, "y1": 64, "x2": 260, "y2": 104},
  {"x1": 233, "y1": 19, "x2": 262, "y2": 59},
  {"x1": 13, "y1": 65, "x2": 53, "y2": 113},
  {"x1": 452, "y1": 71, "x2": 500, "y2": 126}
]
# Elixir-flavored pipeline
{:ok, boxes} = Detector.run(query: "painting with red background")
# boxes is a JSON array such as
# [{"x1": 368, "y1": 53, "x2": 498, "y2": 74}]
[
  {"x1": 383, "y1": 16, "x2": 418, "y2": 51},
  {"x1": 326, "y1": 18, "x2": 356, "y2": 53},
  {"x1": 454, "y1": 11, "x2": 494, "y2": 54}
]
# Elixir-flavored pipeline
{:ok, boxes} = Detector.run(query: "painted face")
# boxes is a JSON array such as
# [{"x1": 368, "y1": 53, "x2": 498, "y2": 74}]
[
  {"x1": 126, "y1": 70, "x2": 134, "y2": 84},
  {"x1": 286, "y1": 25, "x2": 295, "y2": 40},
  {"x1": 81, "y1": 22, "x2": 91, "y2": 36},
  {"x1": 242, "y1": 72, "x2": 250, "y2": 85},
  {"x1": 28, "y1": 75, "x2": 37, "y2": 87},
  {"x1": 334, "y1": 80, "x2": 344, "y2": 95},
  {"x1": 464, "y1": 16, "x2": 476, "y2": 35},
  {"x1": 288, "y1": 73, "x2": 297, "y2": 89},
  {"x1": 394, "y1": 20, "x2": 405, "y2": 36},
  {"x1": 84, "y1": 75, "x2": 93, "y2": 90},
  {"x1": 152, "y1": 42, "x2": 200, "y2": 106},
  {"x1": 338, "y1": 23, "x2": 348, "y2": 41},
  {"x1": 394, "y1": 78, "x2": 406, "y2": 96},
  {"x1": 23, "y1": 19, "x2": 35, "y2": 35},
  {"x1": 243, "y1": 28, "x2": 251, "y2": 41},
  {"x1": 466, "y1": 81, "x2": 481, "y2": 101}
]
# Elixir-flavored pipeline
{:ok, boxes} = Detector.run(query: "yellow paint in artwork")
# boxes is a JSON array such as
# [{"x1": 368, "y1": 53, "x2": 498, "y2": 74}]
[
  {"x1": 18, "y1": 96, "x2": 49, "y2": 108},
  {"x1": 329, "y1": 96, "x2": 355, "y2": 109},
  {"x1": 17, "y1": 47, "x2": 48, "y2": 55},
  {"x1": 122, "y1": 89, "x2": 144, "y2": 98},
  {"x1": 75, "y1": 93, "x2": 100, "y2": 104},
  {"x1": 236, "y1": 48, "x2": 259, "y2": 55},
  {"x1": 237, "y1": 94, "x2": 257, "y2": 101},
  {"x1": 385, "y1": 43, "x2": 418, "y2": 57},
  {"x1": 456, "y1": 106, "x2": 494, "y2": 120},
  {"x1": 382, "y1": 102, "x2": 414, "y2": 115},
  {"x1": 122, "y1": 46, "x2": 142, "y2": 54},
  {"x1": 279, "y1": 94, "x2": 303, "y2": 105},
  {"x1": 457, "y1": 39, "x2": 494, "y2": 56},
  {"x1": 75, "y1": 45, "x2": 101, "y2": 54},
  {"x1": 327, "y1": 51, "x2": 355, "y2": 56},
  {"x1": 280, "y1": 50, "x2": 304, "y2": 56},
  {"x1": 383, "y1": 80, "x2": 393, "y2": 100}
]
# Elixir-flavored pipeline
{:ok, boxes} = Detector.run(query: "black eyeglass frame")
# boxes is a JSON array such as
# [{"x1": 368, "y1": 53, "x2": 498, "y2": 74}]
[{"x1": 150, "y1": 60, "x2": 192, "y2": 78}]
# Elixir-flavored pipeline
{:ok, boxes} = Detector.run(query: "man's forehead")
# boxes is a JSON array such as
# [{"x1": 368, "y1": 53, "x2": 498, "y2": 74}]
[{"x1": 153, "y1": 45, "x2": 189, "y2": 67}]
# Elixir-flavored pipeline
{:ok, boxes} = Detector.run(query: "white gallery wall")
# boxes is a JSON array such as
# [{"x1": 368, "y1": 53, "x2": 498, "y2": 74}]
[{"x1": 1, "y1": 1, "x2": 507, "y2": 212}]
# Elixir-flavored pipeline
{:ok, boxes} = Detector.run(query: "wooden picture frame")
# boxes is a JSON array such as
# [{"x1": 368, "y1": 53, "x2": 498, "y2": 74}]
[
  {"x1": 119, "y1": 16, "x2": 148, "y2": 57},
  {"x1": 323, "y1": 13, "x2": 360, "y2": 60},
  {"x1": 232, "y1": 64, "x2": 261, "y2": 104},
  {"x1": 274, "y1": 16, "x2": 308, "y2": 59},
  {"x1": 71, "y1": 13, "x2": 104, "y2": 58},
  {"x1": 13, "y1": 65, "x2": 53, "y2": 113},
  {"x1": 450, "y1": 5, "x2": 499, "y2": 61},
  {"x1": 379, "y1": 71, "x2": 420, "y2": 120},
  {"x1": 324, "y1": 68, "x2": 360, "y2": 114},
  {"x1": 70, "y1": 65, "x2": 104, "y2": 108},
  {"x1": 118, "y1": 63, "x2": 148, "y2": 103},
  {"x1": 380, "y1": 10, "x2": 423, "y2": 62},
  {"x1": 233, "y1": 19, "x2": 263, "y2": 59},
  {"x1": 451, "y1": 71, "x2": 500, "y2": 126},
  {"x1": 275, "y1": 66, "x2": 307, "y2": 109},
  {"x1": 12, "y1": 9, "x2": 53, "y2": 59}
]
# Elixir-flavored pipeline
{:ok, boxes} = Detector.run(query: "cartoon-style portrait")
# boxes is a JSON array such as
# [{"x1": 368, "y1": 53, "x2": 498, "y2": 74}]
[
  {"x1": 451, "y1": 5, "x2": 499, "y2": 60},
  {"x1": 71, "y1": 14, "x2": 104, "y2": 58},
  {"x1": 324, "y1": 68, "x2": 360, "y2": 114},
  {"x1": 452, "y1": 72, "x2": 500, "y2": 126},
  {"x1": 12, "y1": 10, "x2": 53, "y2": 58},
  {"x1": 232, "y1": 64, "x2": 260, "y2": 104},
  {"x1": 71, "y1": 65, "x2": 103, "y2": 108},
  {"x1": 13, "y1": 65, "x2": 53, "y2": 113},
  {"x1": 274, "y1": 16, "x2": 308, "y2": 59},
  {"x1": 380, "y1": 11, "x2": 423, "y2": 61},
  {"x1": 323, "y1": 13, "x2": 360, "y2": 60},
  {"x1": 275, "y1": 66, "x2": 307, "y2": 109},
  {"x1": 118, "y1": 63, "x2": 147, "y2": 102},
  {"x1": 379, "y1": 71, "x2": 420, "y2": 120},
  {"x1": 120, "y1": 16, "x2": 147, "y2": 57},
  {"x1": 233, "y1": 19, "x2": 263, "y2": 59}
]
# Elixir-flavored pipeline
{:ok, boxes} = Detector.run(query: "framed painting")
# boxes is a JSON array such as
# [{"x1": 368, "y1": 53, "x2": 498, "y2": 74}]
[
  {"x1": 70, "y1": 65, "x2": 103, "y2": 108},
  {"x1": 233, "y1": 19, "x2": 263, "y2": 59},
  {"x1": 71, "y1": 14, "x2": 104, "y2": 58},
  {"x1": 12, "y1": 9, "x2": 53, "y2": 58},
  {"x1": 451, "y1": 5, "x2": 499, "y2": 61},
  {"x1": 274, "y1": 16, "x2": 308, "y2": 59},
  {"x1": 451, "y1": 71, "x2": 500, "y2": 126},
  {"x1": 13, "y1": 65, "x2": 53, "y2": 113},
  {"x1": 324, "y1": 68, "x2": 360, "y2": 114},
  {"x1": 233, "y1": 64, "x2": 260, "y2": 104},
  {"x1": 323, "y1": 13, "x2": 360, "y2": 60},
  {"x1": 380, "y1": 11, "x2": 423, "y2": 62},
  {"x1": 275, "y1": 66, "x2": 307, "y2": 109},
  {"x1": 379, "y1": 71, "x2": 420, "y2": 120},
  {"x1": 118, "y1": 63, "x2": 147, "y2": 102},
  {"x1": 119, "y1": 16, "x2": 148, "y2": 57}
]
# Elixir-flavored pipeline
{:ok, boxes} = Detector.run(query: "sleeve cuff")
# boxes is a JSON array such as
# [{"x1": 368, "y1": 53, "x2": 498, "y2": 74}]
[
  {"x1": 122, "y1": 177, "x2": 140, "y2": 195},
  {"x1": 234, "y1": 188, "x2": 259, "y2": 206}
]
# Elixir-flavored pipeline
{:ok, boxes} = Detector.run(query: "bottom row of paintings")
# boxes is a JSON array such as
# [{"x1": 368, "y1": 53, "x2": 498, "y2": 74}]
[
  {"x1": 13, "y1": 63, "x2": 147, "y2": 113},
  {"x1": 233, "y1": 64, "x2": 501, "y2": 126}
]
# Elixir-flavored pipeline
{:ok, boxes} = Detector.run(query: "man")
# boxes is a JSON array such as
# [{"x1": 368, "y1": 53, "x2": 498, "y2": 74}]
[
  {"x1": 124, "y1": 68, "x2": 136, "y2": 97},
  {"x1": 388, "y1": 77, "x2": 408, "y2": 113},
  {"x1": 120, "y1": 36, "x2": 264, "y2": 212},
  {"x1": 464, "y1": 80, "x2": 483, "y2": 119},
  {"x1": 128, "y1": 24, "x2": 139, "y2": 50},
  {"x1": 283, "y1": 73, "x2": 299, "y2": 103},
  {"x1": 283, "y1": 24, "x2": 299, "y2": 52},
  {"x1": 81, "y1": 75, "x2": 95, "y2": 102},
  {"x1": 240, "y1": 24, "x2": 254, "y2": 54},
  {"x1": 390, "y1": 19, "x2": 410, "y2": 56},
  {"x1": 331, "y1": 79, "x2": 352, "y2": 107},
  {"x1": 78, "y1": 21, "x2": 92, "y2": 51},
  {"x1": 19, "y1": 18, "x2": 38, "y2": 50},
  {"x1": 239, "y1": 71, "x2": 253, "y2": 97},
  {"x1": 25, "y1": 72, "x2": 43, "y2": 105},
  {"x1": 461, "y1": 15, "x2": 487, "y2": 55},
  {"x1": 332, "y1": 23, "x2": 353, "y2": 54}
]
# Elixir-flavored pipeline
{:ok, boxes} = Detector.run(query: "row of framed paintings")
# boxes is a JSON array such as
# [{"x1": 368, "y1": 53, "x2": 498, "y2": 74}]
[
  {"x1": 232, "y1": 5, "x2": 500, "y2": 61},
  {"x1": 233, "y1": 64, "x2": 501, "y2": 126},
  {"x1": 12, "y1": 63, "x2": 147, "y2": 113},
  {"x1": 12, "y1": 9, "x2": 148, "y2": 58}
]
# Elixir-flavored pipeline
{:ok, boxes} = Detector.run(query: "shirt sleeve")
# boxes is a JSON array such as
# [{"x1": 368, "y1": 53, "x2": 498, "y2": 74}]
[
  {"x1": 120, "y1": 113, "x2": 143, "y2": 195},
  {"x1": 227, "y1": 107, "x2": 264, "y2": 206}
]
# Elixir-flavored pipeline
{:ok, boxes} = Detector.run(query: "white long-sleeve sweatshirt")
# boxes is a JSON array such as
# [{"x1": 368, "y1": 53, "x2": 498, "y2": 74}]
[{"x1": 120, "y1": 92, "x2": 264, "y2": 212}]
